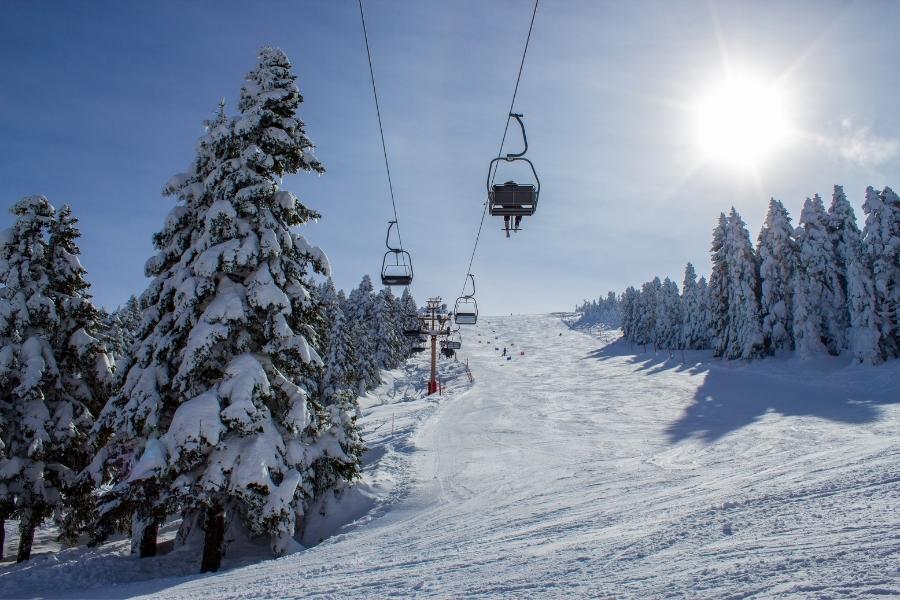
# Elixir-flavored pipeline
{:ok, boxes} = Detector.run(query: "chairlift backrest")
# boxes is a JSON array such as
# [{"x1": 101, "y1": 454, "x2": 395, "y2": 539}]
[
  {"x1": 454, "y1": 274, "x2": 478, "y2": 325},
  {"x1": 381, "y1": 220, "x2": 413, "y2": 286}
]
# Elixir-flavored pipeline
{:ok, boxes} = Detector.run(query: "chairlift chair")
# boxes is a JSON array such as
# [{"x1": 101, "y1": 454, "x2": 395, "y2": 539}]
[
  {"x1": 487, "y1": 113, "x2": 541, "y2": 236},
  {"x1": 381, "y1": 220, "x2": 413, "y2": 286},
  {"x1": 441, "y1": 330, "x2": 462, "y2": 350},
  {"x1": 454, "y1": 274, "x2": 478, "y2": 325}
]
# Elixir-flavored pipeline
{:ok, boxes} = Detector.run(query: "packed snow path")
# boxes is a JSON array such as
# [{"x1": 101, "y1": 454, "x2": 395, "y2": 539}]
[{"x1": 5, "y1": 315, "x2": 900, "y2": 598}]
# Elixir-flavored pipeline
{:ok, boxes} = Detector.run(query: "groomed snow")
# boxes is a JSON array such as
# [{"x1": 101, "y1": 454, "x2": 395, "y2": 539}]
[{"x1": 2, "y1": 314, "x2": 898, "y2": 598}]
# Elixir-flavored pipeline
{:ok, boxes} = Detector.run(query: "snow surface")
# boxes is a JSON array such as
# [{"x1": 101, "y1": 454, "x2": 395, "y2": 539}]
[{"x1": 1, "y1": 314, "x2": 899, "y2": 598}]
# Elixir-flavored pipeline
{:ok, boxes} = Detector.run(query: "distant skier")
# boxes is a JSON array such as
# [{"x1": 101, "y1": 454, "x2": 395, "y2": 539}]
[{"x1": 502, "y1": 347, "x2": 507, "y2": 356}]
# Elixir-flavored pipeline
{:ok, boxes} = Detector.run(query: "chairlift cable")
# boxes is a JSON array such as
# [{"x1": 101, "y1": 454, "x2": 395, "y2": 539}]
[
  {"x1": 459, "y1": 0, "x2": 539, "y2": 296},
  {"x1": 358, "y1": 0, "x2": 404, "y2": 250}
]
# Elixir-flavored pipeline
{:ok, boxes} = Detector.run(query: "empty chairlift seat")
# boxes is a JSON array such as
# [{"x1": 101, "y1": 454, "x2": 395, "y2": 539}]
[
  {"x1": 381, "y1": 220, "x2": 414, "y2": 287},
  {"x1": 454, "y1": 301, "x2": 478, "y2": 325},
  {"x1": 454, "y1": 273, "x2": 478, "y2": 325},
  {"x1": 382, "y1": 260, "x2": 413, "y2": 286}
]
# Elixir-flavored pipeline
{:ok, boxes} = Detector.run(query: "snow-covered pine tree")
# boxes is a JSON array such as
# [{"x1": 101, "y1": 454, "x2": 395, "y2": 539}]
[
  {"x1": 827, "y1": 185, "x2": 880, "y2": 362},
  {"x1": 576, "y1": 292, "x2": 622, "y2": 329},
  {"x1": 720, "y1": 208, "x2": 765, "y2": 359},
  {"x1": 92, "y1": 48, "x2": 345, "y2": 572},
  {"x1": 844, "y1": 237, "x2": 882, "y2": 364},
  {"x1": 387, "y1": 288, "x2": 411, "y2": 361},
  {"x1": 862, "y1": 186, "x2": 899, "y2": 358},
  {"x1": 97, "y1": 294, "x2": 144, "y2": 377},
  {"x1": 635, "y1": 278, "x2": 661, "y2": 350},
  {"x1": 315, "y1": 279, "x2": 363, "y2": 493},
  {"x1": 0, "y1": 196, "x2": 58, "y2": 562},
  {"x1": 603, "y1": 291, "x2": 621, "y2": 328},
  {"x1": 0, "y1": 197, "x2": 111, "y2": 562},
  {"x1": 708, "y1": 213, "x2": 730, "y2": 356},
  {"x1": 793, "y1": 195, "x2": 838, "y2": 357},
  {"x1": 620, "y1": 286, "x2": 639, "y2": 343},
  {"x1": 88, "y1": 101, "x2": 239, "y2": 559},
  {"x1": 655, "y1": 277, "x2": 682, "y2": 351},
  {"x1": 346, "y1": 275, "x2": 380, "y2": 393},
  {"x1": 696, "y1": 275, "x2": 711, "y2": 348},
  {"x1": 48, "y1": 205, "x2": 113, "y2": 417},
  {"x1": 680, "y1": 263, "x2": 705, "y2": 350},
  {"x1": 117, "y1": 295, "x2": 142, "y2": 335},
  {"x1": 757, "y1": 198, "x2": 797, "y2": 353},
  {"x1": 399, "y1": 287, "x2": 420, "y2": 355},
  {"x1": 47, "y1": 205, "x2": 114, "y2": 542},
  {"x1": 373, "y1": 287, "x2": 402, "y2": 369},
  {"x1": 823, "y1": 185, "x2": 857, "y2": 352}
]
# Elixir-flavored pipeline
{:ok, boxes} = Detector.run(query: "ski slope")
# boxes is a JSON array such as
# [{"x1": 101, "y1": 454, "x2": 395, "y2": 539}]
[{"x1": 2, "y1": 314, "x2": 899, "y2": 598}]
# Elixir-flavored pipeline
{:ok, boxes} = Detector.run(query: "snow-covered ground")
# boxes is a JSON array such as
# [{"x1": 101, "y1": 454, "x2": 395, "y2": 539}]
[{"x1": 2, "y1": 314, "x2": 898, "y2": 598}]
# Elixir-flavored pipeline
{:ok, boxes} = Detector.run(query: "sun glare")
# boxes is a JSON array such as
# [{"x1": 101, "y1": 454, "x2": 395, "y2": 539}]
[{"x1": 695, "y1": 73, "x2": 792, "y2": 168}]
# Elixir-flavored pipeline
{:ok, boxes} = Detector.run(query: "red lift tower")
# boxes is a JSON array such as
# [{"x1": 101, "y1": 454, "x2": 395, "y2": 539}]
[{"x1": 422, "y1": 297, "x2": 452, "y2": 395}]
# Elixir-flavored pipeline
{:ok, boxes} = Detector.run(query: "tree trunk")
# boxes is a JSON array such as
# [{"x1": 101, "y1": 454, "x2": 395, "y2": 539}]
[
  {"x1": 139, "y1": 519, "x2": 159, "y2": 557},
  {"x1": 200, "y1": 505, "x2": 225, "y2": 573},
  {"x1": 0, "y1": 515, "x2": 6, "y2": 560},
  {"x1": 132, "y1": 514, "x2": 159, "y2": 558},
  {"x1": 17, "y1": 512, "x2": 35, "y2": 563}
]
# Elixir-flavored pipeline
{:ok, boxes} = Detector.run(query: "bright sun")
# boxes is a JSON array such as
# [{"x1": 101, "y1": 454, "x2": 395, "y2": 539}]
[{"x1": 695, "y1": 74, "x2": 792, "y2": 168}]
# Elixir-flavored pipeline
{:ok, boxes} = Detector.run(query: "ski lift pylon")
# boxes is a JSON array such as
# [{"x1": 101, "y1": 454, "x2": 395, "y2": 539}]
[{"x1": 381, "y1": 220, "x2": 413, "y2": 287}]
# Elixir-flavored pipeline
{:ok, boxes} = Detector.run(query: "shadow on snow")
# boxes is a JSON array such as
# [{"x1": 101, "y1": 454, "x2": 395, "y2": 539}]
[{"x1": 586, "y1": 338, "x2": 900, "y2": 444}]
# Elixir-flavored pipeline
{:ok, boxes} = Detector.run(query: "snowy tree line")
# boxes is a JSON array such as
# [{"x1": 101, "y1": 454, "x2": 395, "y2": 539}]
[
  {"x1": 0, "y1": 48, "x2": 420, "y2": 572},
  {"x1": 573, "y1": 292, "x2": 621, "y2": 329},
  {"x1": 579, "y1": 186, "x2": 898, "y2": 364}
]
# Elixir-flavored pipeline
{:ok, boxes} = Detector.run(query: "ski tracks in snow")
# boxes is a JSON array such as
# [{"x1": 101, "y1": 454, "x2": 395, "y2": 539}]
[{"x1": 2, "y1": 315, "x2": 898, "y2": 599}]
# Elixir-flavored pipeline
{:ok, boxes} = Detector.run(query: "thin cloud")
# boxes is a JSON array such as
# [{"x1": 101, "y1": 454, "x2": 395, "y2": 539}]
[{"x1": 825, "y1": 118, "x2": 900, "y2": 168}]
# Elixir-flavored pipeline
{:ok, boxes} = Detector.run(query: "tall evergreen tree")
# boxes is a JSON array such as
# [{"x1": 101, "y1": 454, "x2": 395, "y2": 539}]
[
  {"x1": 399, "y1": 288, "x2": 420, "y2": 354},
  {"x1": 862, "y1": 186, "x2": 899, "y2": 358},
  {"x1": 680, "y1": 263, "x2": 706, "y2": 350},
  {"x1": 105, "y1": 295, "x2": 143, "y2": 366},
  {"x1": 709, "y1": 213, "x2": 730, "y2": 356},
  {"x1": 845, "y1": 238, "x2": 882, "y2": 364},
  {"x1": 315, "y1": 279, "x2": 363, "y2": 497},
  {"x1": 827, "y1": 185, "x2": 880, "y2": 362},
  {"x1": 47, "y1": 205, "x2": 115, "y2": 542},
  {"x1": 373, "y1": 287, "x2": 403, "y2": 369},
  {"x1": 88, "y1": 100, "x2": 239, "y2": 559},
  {"x1": 696, "y1": 275, "x2": 711, "y2": 348},
  {"x1": 0, "y1": 197, "x2": 111, "y2": 562},
  {"x1": 0, "y1": 196, "x2": 58, "y2": 562},
  {"x1": 823, "y1": 185, "x2": 856, "y2": 351},
  {"x1": 346, "y1": 275, "x2": 380, "y2": 393},
  {"x1": 655, "y1": 277, "x2": 682, "y2": 350},
  {"x1": 793, "y1": 195, "x2": 839, "y2": 357},
  {"x1": 757, "y1": 198, "x2": 797, "y2": 352},
  {"x1": 620, "y1": 286, "x2": 639, "y2": 343},
  {"x1": 720, "y1": 208, "x2": 765, "y2": 359},
  {"x1": 91, "y1": 48, "x2": 347, "y2": 572},
  {"x1": 635, "y1": 278, "x2": 661, "y2": 349}
]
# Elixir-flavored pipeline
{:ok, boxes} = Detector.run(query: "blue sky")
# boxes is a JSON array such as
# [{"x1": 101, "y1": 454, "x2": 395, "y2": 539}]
[{"x1": 1, "y1": 0, "x2": 899, "y2": 314}]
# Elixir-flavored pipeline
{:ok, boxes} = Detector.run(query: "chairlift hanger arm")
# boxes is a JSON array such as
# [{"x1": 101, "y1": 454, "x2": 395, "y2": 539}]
[
  {"x1": 506, "y1": 113, "x2": 528, "y2": 159},
  {"x1": 385, "y1": 220, "x2": 401, "y2": 252}
]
